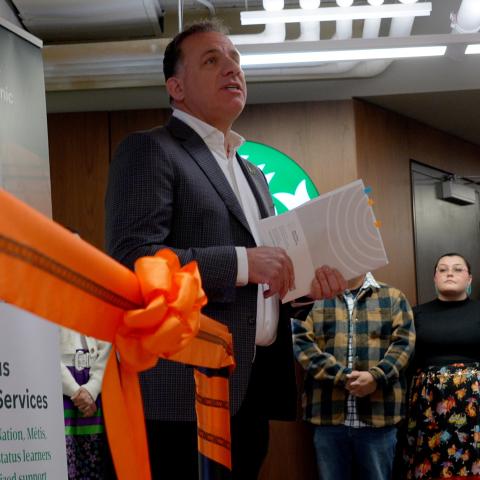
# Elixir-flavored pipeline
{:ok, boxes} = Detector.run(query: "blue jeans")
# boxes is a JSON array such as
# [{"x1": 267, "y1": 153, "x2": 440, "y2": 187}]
[{"x1": 313, "y1": 425, "x2": 397, "y2": 480}]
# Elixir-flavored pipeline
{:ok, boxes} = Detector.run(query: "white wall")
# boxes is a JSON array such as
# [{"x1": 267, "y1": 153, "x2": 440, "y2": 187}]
[{"x1": 0, "y1": 0, "x2": 21, "y2": 27}]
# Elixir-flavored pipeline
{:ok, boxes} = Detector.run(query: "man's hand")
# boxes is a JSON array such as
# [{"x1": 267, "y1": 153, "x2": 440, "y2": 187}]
[
  {"x1": 346, "y1": 371, "x2": 377, "y2": 398},
  {"x1": 71, "y1": 387, "x2": 97, "y2": 417},
  {"x1": 247, "y1": 246, "x2": 294, "y2": 300},
  {"x1": 309, "y1": 266, "x2": 347, "y2": 300}
]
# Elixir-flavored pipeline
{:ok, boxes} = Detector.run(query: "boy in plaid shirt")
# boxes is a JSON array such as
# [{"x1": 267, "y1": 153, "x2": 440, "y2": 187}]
[{"x1": 292, "y1": 272, "x2": 415, "y2": 480}]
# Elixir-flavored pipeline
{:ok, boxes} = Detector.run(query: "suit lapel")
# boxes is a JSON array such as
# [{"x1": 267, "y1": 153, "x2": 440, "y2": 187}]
[
  {"x1": 237, "y1": 154, "x2": 274, "y2": 219},
  {"x1": 166, "y1": 116, "x2": 252, "y2": 234}
]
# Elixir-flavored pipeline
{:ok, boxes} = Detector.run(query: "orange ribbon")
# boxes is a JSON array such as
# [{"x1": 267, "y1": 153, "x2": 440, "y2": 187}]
[{"x1": 0, "y1": 188, "x2": 235, "y2": 479}]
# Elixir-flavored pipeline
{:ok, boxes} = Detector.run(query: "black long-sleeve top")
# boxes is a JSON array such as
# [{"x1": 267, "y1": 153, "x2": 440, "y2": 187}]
[{"x1": 413, "y1": 298, "x2": 480, "y2": 369}]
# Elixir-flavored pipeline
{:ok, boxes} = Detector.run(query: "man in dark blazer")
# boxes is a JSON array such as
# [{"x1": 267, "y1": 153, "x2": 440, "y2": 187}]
[{"x1": 105, "y1": 19, "x2": 346, "y2": 479}]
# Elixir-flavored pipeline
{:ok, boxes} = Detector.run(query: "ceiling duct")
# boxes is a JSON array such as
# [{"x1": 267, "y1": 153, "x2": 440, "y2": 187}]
[{"x1": 11, "y1": 0, "x2": 164, "y2": 42}]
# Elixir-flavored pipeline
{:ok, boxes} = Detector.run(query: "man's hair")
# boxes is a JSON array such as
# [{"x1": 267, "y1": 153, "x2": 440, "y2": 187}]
[
  {"x1": 163, "y1": 19, "x2": 229, "y2": 82},
  {"x1": 434, "y1": 252, "x2": 472, "y2": 274}
]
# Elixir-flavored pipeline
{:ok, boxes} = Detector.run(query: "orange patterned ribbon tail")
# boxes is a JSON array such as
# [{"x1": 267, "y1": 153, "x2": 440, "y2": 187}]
[{"x1": 0, "y1": 188, "x2": 235, "y2": 479}]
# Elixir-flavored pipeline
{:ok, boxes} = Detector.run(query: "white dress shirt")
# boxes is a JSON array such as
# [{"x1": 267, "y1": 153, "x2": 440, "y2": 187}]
[{"x1": 173, "y1": 109, "x2": 279, "y2": 345}]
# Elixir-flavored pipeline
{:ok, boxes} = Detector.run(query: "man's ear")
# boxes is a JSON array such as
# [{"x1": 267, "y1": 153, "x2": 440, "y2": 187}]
[{"x1": 166, "y1": 77, "x2": 184, "y2": 102}]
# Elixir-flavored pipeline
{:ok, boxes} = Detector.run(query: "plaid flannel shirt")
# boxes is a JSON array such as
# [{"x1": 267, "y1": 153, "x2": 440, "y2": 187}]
[{"x1": 292, "y1": 279, "x2": 415, "y2": 427}]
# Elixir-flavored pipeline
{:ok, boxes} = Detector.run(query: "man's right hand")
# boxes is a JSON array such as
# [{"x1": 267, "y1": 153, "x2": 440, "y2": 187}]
[{"x1": 247, "y1": 246, "x2": 294, "y2": 300}]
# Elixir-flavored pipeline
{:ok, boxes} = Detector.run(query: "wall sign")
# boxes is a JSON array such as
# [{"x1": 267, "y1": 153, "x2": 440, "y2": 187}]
[{"x1": 238, "y1": 141, "x2": 319, "y2": 214}]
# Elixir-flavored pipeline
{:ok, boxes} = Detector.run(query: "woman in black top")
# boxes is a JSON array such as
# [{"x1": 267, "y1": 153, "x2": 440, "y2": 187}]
[{"x1": 404, "y1": 253, "x2": 480, "y2": 479}]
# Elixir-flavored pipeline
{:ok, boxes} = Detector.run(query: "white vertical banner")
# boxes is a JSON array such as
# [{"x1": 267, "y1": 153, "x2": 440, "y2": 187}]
[
  {"x1": 0, "y1": 16, "x2": 68, "y2": 480},
  {"x1": 0, "y1": 304, "x2": 67, "y2": 479}
]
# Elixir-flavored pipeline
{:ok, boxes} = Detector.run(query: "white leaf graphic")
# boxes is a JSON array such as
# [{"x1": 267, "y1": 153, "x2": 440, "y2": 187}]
[
  {"x1": 256, "y1": 163, "x2": 275, "y2": 184},
  {"x1": 273, "y1": 180, "x2": 311, "y2": 210},
  {"x1": 265, "y1": 172, "x2": 275, "y2": 184}
]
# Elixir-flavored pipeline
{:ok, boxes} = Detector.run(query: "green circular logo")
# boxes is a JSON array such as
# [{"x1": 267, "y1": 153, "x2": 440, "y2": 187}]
[{"x1": 238, "y1": 141, "x2": 319, "y2": 214}]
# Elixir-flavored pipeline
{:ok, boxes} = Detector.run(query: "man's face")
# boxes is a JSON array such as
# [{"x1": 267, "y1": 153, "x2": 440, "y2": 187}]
[{"x1": 166, "y1": 31, "x2": 247, "y2": 133}]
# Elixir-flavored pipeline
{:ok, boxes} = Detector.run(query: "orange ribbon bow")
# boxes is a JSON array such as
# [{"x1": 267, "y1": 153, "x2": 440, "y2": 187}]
[{"x1": 0, "y1": 188, "x2": 235, "y2": 479}]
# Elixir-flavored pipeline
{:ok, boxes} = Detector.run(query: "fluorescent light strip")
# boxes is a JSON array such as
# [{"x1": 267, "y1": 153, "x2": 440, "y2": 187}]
[
  {"x1": 241, "y1": 3, "x2": 432, "y2": 26},
  {"x1": 240, "y1": 46, "x2": 447, "y2": 66},
  {"x1": 465, "y1": 44, "x2": 480, "y2": 54}
]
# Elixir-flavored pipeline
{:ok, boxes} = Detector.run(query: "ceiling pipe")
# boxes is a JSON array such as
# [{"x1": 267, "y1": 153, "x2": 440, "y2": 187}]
[
  {"x1": 344, "y1": 0, "x2": 424, "y2": 77},
  {"x1": 363, "y1": 0, "x2": 384, "y2": 39},
  {"x1": 296, "y1": 0, "x2": 321, "y2": 42},
  {"x1": 194, "y1": 0, "x2": 215, "y2": 17},
  {"x1": 229, "y1": 0, "x2": 286, "y2": 44},
  {"x1": 334, "y1": 0, "x2": 354, "y2": 40},
  {"x1": 389, "y1": 0, "x2": 417, "y2": 37},
  {"x1": 262, "y1": 0, "x2": 423, "y2": 83},
  {"x1": 43, "y1": 0, "x2": 433, "y2": 89},
  {"x1": 242, "y1": 55, "x2": 390, "y2": 80},
  {"x1": 177, "y1": 0, "x2": 183, "y2": 32},
  {"x1": 278, "y1": 0, "x2": 389, "y2": 77},
  {"x1": 346, "y1": 0, "x2": 422, "y2": 81},
  {"x1": 451, "y1": 0, "x2": 480, "y2": 34},
  {"x1": 230, "y1": 22, "x2": 286, "y2": 44}
]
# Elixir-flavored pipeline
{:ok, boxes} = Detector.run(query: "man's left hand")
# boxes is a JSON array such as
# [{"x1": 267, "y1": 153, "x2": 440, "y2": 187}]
[
  {"x1": 346, "y1": 371, "x2": 377, "y2": 398},
  {"x1": 309, "y1": 266, "x2": 347, "y2": 300}
]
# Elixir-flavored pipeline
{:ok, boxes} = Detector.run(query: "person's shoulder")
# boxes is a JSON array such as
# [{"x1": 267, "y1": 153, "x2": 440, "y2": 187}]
[
  {"x1": 412, "y1": 298, "x2": 437, "y2": 315},
  {"x1": 111, "y1": 123, "x2": 177, "y2": 161},
  {"x1": 376, "y1": 282, "x2": 408, "y2": 299},
  {"x1": 121, "y1": 124, "x2": 171, "y2": 144},
  {"x1": 466, "y1": 298, "x2": 480, "y2": 311}
]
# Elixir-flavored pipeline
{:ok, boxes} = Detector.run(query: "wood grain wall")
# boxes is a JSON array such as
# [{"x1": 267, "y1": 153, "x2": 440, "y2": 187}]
[
  {"x1": 236, "y1": 102, "x2": 358, "y2": 194},
  {"x1": 354, "y1": 99, "x2": 480, "y2": 305},
  {"x1": 48, "y1": 112, "x2": 109, "y2": 249}
]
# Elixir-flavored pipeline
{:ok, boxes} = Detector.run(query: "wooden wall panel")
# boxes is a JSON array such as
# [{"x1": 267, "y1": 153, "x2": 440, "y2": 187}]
[
  {"x1": 407, "y1": 119, "x2": 480, "y2": 175},
  {"x1": 110, "y1": 109, "x2": 171, "y2": 158},
  {"x1": 48, "y1": 112, "x2": 109, "y2": 250},
  {"x1": 236, "y1": 101, "x2": 358, "y2": 193},
  {"x1": 354, "y1": 99, "x2": 480, "y2": 305}
]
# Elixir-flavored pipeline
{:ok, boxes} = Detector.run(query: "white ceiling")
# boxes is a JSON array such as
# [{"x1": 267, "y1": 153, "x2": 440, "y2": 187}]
[{"x1": 6, "y1": 0, "x2": 480, "y2": 146}]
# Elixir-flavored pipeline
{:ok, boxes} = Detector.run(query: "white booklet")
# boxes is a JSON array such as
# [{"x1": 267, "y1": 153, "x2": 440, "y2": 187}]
[{"x1": 258, "y1": 179, "x2": 388, "y2": 302}]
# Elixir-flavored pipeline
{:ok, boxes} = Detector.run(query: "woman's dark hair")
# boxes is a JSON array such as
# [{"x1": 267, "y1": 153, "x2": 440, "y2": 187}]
[
  {"x1": 163, "y1": 19, "x2": 229, "y2": 82},
  {"x1": 434, "y1": 252, "x2": 471, "y2": 274}
]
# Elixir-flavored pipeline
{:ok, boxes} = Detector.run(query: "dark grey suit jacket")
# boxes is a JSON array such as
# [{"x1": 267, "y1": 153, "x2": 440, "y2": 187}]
[{"x1": 105, "y1": 116, "x2": 296, "y2": 421}]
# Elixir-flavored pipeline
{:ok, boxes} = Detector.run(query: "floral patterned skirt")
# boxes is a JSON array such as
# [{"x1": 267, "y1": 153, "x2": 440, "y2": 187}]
[{"x1": 403, "y1": 363, "x2": 480, "y2": 479}]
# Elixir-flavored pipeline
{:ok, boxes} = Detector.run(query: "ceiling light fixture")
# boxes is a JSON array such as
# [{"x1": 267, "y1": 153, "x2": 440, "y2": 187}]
[
  {"x1": 465, "y1": 44, "x2": 480, "y2": 54},
  {"x1": 240, "y1": 3, "x2": 432, "y2": 26},
  {"x1": 241, "y1": 45, "x2": 447, "y2": 67}
]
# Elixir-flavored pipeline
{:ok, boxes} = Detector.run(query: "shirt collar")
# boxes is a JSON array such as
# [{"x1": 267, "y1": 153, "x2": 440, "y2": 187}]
[
  {"x1": 344, "y1": 272, "x2": 380, "y2": 298},
  {"x1": 172, "y1": 109, "x2": 244, "y2": 157}
]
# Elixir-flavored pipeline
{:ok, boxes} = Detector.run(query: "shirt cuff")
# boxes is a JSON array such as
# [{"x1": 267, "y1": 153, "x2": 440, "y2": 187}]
[
  {"x1": 369, "y1": 366, "x2": 387, "y2": 387},
  {"x1": 235, "y1": 247, "x2": 248, "y2": 286}
]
